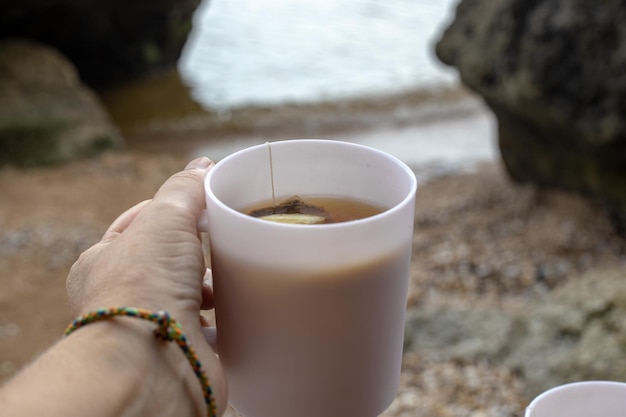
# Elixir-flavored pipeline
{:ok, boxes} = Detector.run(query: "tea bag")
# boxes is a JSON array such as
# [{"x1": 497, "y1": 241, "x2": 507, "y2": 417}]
[{"x1": 248, "y1": 196, "x2": 332, "y2": 224}]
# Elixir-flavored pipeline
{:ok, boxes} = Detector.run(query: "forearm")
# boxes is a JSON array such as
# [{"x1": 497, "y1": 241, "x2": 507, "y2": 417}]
[{"x1": 0, "y1": 318, "x2": 210, "y2": 417}]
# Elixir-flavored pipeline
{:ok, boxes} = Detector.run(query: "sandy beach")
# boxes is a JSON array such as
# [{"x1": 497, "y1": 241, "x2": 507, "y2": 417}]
[{"x1": 1, "y1": 93, "x2": 625, "y2": 416}]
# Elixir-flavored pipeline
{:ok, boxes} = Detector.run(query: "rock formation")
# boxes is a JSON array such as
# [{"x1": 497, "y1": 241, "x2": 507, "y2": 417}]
[
  {"x1": 0, "y1": 40, "x2": 123, "y2": 166},
  {"x1": 0, "y1": 0, "x2": 201, "y2": 86},
  {"x1": 435, "y1": 0, "x2": 626, "y2": 228},
  {"x1": 404, "y1": 269, "x2": 626, "y2": 398},
  {"x1": 0, "y1": 0, "x2": 202, "y2": 165}
]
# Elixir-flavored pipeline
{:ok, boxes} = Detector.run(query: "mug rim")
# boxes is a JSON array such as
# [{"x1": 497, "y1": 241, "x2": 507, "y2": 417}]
[
  {"x1": 204, "y1": 139, "x2": 418, "y2": 229},
  {"x1": 525, "y1": 380, "x2": 626, "y2": 417}
]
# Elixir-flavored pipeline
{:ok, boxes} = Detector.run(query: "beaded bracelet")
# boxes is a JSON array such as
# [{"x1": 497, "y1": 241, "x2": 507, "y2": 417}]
[{"x1": 64, "y1": 307, "x2": 217, "y2": 417}]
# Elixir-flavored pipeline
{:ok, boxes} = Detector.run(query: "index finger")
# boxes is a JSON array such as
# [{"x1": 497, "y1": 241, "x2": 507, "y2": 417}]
[{"x1": 102, "y1": 199, "x2": 151, "y2": 242}]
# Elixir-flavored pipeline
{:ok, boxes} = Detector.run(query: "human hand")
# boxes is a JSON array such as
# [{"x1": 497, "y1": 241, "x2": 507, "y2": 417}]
[
  {"x1": 65, "y1": 156, "x2": 226, "y2": 413},
  {"x1": 66, "y1": 156, "x2": 215, "y2": 321}
]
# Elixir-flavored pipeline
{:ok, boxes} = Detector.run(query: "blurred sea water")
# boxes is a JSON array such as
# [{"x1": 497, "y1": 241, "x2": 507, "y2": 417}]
[{"x1": 179, "y1": 0, "x2": 461, "y2": 110}]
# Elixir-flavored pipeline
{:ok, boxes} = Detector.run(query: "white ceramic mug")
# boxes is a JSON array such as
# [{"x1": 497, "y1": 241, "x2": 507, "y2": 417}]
[
  {"x1": 203, "y1": 139, "x2": 417, "y2": 417},
  {"x1": 525, "y1": 381, "x2": 626, "y2": 417}
]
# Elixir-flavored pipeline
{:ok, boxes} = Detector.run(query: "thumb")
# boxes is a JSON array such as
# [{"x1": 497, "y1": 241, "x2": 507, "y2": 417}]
[
  {"x1": 148, "y1": 157, "x2": 214, "y2": 228},
  {"x1": 184, "y1": 156, "x2": 214, "y2": 172}
]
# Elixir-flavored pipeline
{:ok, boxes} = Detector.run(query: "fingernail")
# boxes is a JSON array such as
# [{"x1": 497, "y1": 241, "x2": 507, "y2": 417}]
[{"x1": 185, "y1": 157, "x2": 214, "y2": 171}]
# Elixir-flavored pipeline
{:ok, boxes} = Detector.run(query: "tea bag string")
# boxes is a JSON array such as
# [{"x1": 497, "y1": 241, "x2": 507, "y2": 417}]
[{"x1": 266, "y1": 141, "x2": 276, "y2": 207}]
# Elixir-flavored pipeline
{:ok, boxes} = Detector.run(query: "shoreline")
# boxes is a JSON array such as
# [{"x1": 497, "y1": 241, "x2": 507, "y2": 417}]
[
  {"x1": 100, "y1": 75, "x2": 479, "y2": 151},
  {"x1": 101, "y1": 78, "x2": 496, "y2": 182},
  {"x1": 134, "y1": 85, "x2": 478, "y2": 138}
]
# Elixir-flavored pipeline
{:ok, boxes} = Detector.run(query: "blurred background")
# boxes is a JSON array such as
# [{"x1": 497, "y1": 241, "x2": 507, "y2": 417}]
[
  {"x1": 97, "y1": 0, "x2": 496, "y2": 175},
  {"x1": 2, "y1": 1, "x2": 626, "y2": 416},
  {"x1": 179, "y1": 0, "x2": 459, "y2": 108}
]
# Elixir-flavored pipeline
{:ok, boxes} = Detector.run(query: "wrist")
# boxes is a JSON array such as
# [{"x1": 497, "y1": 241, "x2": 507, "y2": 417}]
[
  {"x1": 86, "y1": 311, "x2": 221, "y2": 416},
  {"x1": 1, "y1": 315, "x2": 208, "y2": 417},
  {"x1": 69, "y1": 317, "x2": 207, "y2": 417},
  {"x1": 72, "y1": 306, "x2": 225, "y2": 416}
]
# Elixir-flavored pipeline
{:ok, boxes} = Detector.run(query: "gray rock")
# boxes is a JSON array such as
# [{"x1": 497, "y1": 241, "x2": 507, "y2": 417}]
[
  {"x1": 0, "y1": 39, "x2": 123, "y2": 167},
  {"x1": 435, "y1": 0, "x2": 626, "y2": 228},
  {"x1": 0, "y1": 0, "x2": 201, "y2": 86},
  {"x1": 506, "y1": 269, "x2": 626, "y2": 398},
  {"x1": 404, "y1": 308, "x2": 517, "y2": 362},
  {"x1": 403, "y1": 269, "x2": 626, "y2": 398}
]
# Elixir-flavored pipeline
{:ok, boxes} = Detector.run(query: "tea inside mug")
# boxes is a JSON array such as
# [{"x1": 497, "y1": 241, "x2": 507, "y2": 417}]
[
  {"x1": 245, "y1": 142, "x2": 386, "y2": 225},
  {"x1": 245, "y1": 195, "x2": 384, "y2": 224}
]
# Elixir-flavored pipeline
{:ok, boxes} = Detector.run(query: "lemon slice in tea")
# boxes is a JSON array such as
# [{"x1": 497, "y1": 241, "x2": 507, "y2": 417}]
[
  {"x1": 258, "y1": 213, "x2": 326, "y2": 224},
  {"x1": 247, "y1": 196, "x2": 332, "y2": 224}
]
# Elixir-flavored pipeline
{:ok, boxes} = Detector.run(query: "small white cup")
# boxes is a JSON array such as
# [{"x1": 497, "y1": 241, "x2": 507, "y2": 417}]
[{"x1": 525, "y1": 381, "x2": 626, "y2": 417}]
